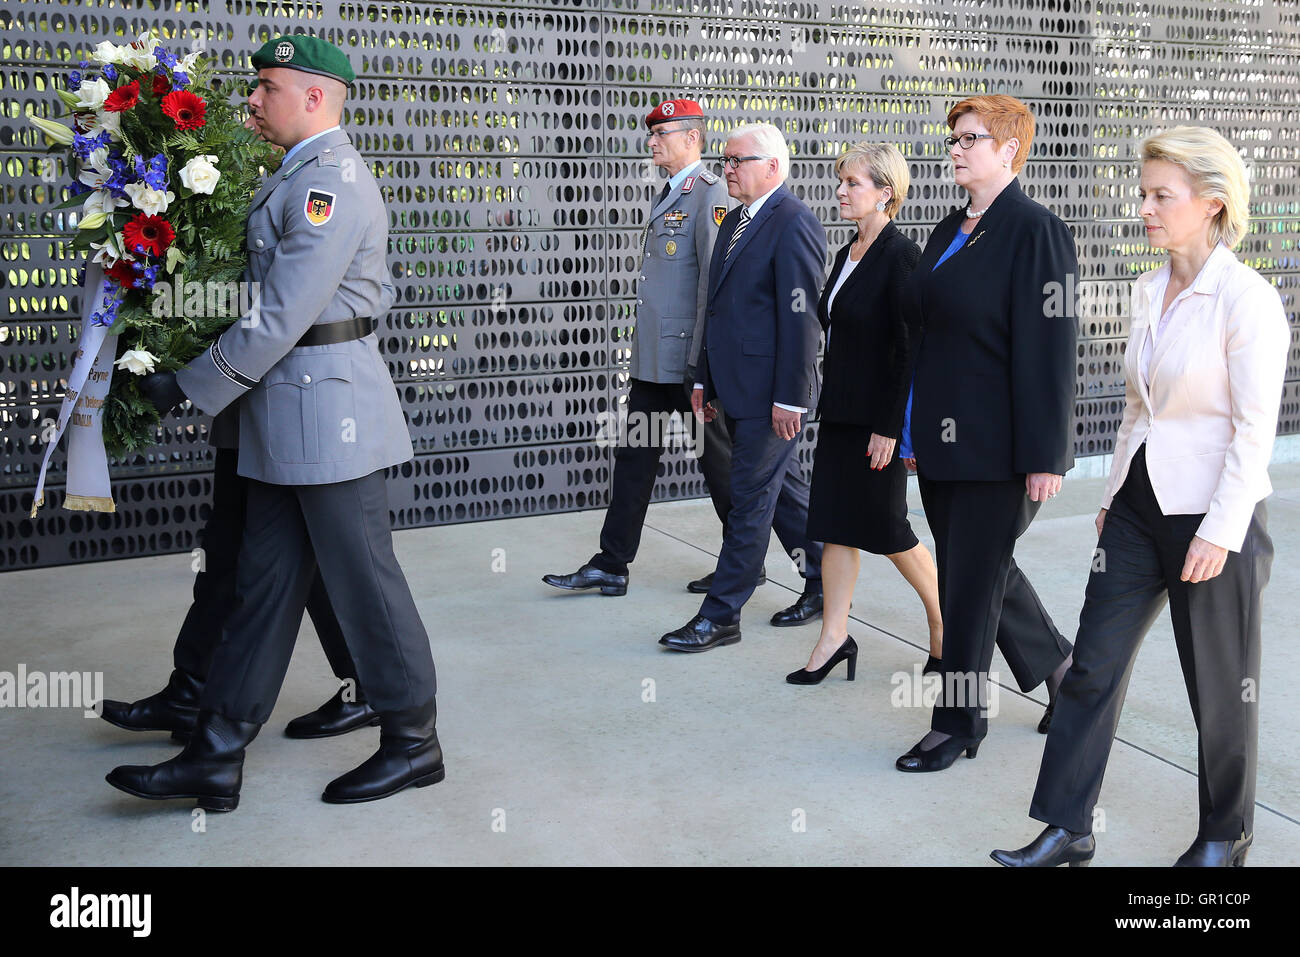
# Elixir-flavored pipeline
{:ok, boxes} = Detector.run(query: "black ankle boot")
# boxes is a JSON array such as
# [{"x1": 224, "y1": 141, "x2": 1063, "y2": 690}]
[
  {"x1": 106, "y1": 710, "x2": 261, "y2": 812},
  {"x1": 1174, "y1": 833, "x2": 1252, "y2": 867},
  {"x1": 99, "y1": 667, "x2": 203, "y2": 737},
  {"x1": 321, "y1": 697, "x2": 444, "y2": 804},
  {"x1": 990, "y1": 825, "x2": 1095, "y2": 867}
]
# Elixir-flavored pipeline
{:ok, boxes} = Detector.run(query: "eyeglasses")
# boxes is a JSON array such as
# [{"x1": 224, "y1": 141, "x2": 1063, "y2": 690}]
[
  {"x1": 646, "y1": 127, "x2": 690, "y2": 141},
  {"x1": 943, "y1": 133, "x2": 996, "y2": 150},
  {"x1": 721, "y1": 154, "x2": 770, "y2": 170}
]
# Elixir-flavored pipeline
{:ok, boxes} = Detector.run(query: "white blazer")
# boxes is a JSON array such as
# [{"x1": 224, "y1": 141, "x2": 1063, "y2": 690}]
[{"x1": 1102, "y1": 243, "x2": 1290, "y2": 552}]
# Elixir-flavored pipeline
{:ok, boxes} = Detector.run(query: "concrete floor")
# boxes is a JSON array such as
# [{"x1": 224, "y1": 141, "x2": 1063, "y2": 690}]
[{"x1": 2, "y1": 465, "x2": 1298, "y2": 866}]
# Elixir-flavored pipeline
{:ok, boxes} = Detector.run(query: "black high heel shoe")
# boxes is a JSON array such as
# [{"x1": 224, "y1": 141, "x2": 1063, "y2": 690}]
[
  {"x1": 990, "y1": 825, "x2": 1096, "y2": 867},
  {"x1": 894, "y1": 732, "x2": 983, "y2": 772},
  {"x1": 923, "y1": 654, "x2": 941, "y2": 675},
  {"x1": 786, "y1": 636, "x2": 857, "y2": 685}
]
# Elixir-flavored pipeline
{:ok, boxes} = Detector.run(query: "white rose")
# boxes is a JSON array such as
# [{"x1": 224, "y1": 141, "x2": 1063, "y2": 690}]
[
  {"x1": 74, "y1": 78, "x2": 111, "y2": 111},
  {"x1": 124, "y1": 181, "x2": 175, "y2": 216},
  {"x1": 92, "y1": 41, "x2": 126, "y2": 65},
  {"x1": 179, "y1": 155, "x2": 220, "y2": 195},
  {"x1": 115, "y1": 349, "x2": 159, "y2": 376}
]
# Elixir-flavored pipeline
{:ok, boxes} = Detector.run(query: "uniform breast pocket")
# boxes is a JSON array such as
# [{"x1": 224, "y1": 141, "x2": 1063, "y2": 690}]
[
  {"x1": 246, "y1": 225, "x2": 277, "y2": 268},
  {"x1": 263, "y1": 353, "x2": 356, "y2": 464}
]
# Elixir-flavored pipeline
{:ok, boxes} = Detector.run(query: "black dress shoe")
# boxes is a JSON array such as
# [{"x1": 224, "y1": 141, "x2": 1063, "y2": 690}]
[
  {"x1": 770, "y1": 588, "x2": 823, "y2": 627},
  {"x1": 659, "y1": 614, "x2": 741, "y2": 653},
  {"x1": 991, "y1": 825, "x2": 1096, "y2": 867},
  {"x1": 284, "y1": 688, "x2": 380, "y2": 739},
  {"x1": 895, "y1": 732, "x2": 983, "y2": 772},
  {"x1": 923, "y1": 654, "x2": 942, "y2": 675},
  {"x1": 687, "y1": 567, "x2": 767, "y2": 594},
  {"x1": 542, "y1": 562, "x2": 628, "y2": 596},
  {"x1": 105, "y1": 710, "x2": 261, "y2": 812},
  {"x1": 99, "y1": 667, "x2": 202, "y2": 740},
  {"x1": 786, "y1": 636, "x2": 857, "y2": 684},
  {"x1": 322, "y1": 697, "x2": 444, "y2": 804},
  {"x1": 1174, "y1": 833, "x2": 1252, "y2": 867},
  {"x1": 1037, "y1": 701, "x2": 1055, "y2": 734}
]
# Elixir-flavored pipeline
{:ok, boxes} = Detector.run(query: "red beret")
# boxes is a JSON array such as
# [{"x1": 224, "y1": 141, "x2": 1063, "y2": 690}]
[{"x1": 645, "y1": 98, "x2": 704, "y2": 128}]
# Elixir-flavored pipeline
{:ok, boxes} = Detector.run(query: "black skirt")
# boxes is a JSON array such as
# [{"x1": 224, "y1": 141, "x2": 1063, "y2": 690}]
[{"x1": 806, "y1": 421, "x2": 919, "y2": 554}]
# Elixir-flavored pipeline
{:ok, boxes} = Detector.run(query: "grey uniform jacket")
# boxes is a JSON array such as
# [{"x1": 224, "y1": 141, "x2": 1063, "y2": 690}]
[
  {"x1": 177, "y1": 128, "x2": 412, "y2": 486},
  {"x1": 630, "y1": 165, "x2": 731, "y2": 384}
]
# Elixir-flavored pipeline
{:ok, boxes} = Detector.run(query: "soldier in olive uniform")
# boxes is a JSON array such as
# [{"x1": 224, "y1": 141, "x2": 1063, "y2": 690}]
[
  {"x1": 108, "y1": 36, "x2": 440, "y2": 811},
  {"x1": 543, "y1": 99, "x2": 758, "y2": 596}
]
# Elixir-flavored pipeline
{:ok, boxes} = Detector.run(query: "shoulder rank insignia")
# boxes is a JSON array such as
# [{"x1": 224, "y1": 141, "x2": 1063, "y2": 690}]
[
  {"x1": 698, "y1": 168, "x2": 719, "y2": 184},
  {"x1": 713, "y1": 205, "x2": 727, "y2": 227},
  {"x1": 304, "y1": 189, "x2": 336, "y2": 226},
  {"x1": 680, "y1": 175, "x2": 696, "y2": 193}
]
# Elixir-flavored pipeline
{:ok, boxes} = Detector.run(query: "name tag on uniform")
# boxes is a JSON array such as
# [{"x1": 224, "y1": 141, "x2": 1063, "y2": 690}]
[{"x1": 663, "y1": 210, "x2": 688, "y2": 228}]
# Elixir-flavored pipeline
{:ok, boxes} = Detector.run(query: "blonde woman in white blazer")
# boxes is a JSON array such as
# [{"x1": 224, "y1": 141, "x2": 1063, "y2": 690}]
[{"x1": 992, "y1": 126, "x2": 1290, "y2": 868}]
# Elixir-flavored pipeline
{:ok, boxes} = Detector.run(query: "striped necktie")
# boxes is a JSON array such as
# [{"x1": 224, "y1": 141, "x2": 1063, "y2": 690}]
[{"x1": 724, "y1": 207, "x2": 752, "y2": 261}]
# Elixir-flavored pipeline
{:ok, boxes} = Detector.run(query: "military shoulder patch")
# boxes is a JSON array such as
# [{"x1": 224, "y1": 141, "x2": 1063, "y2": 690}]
[
  {"x1": 304, "y1": 189, "x2": 336, "y2": 226},
  {"x1": 713, "y1": 205, "x2": 727, "y2": 227},
  {"x1": 698, "y1": 168, "x2": 719, "y2": 184}
]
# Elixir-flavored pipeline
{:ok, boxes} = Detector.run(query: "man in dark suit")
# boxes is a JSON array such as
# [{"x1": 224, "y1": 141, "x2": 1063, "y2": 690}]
[{"x1": 660, "y1": 122, "x2": 826, "y2": 652}]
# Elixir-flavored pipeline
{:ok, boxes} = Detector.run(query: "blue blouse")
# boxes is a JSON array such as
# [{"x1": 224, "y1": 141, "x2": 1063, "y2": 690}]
[{"x1": 899, "y1": 227, "x2": 973, "y2": 458}]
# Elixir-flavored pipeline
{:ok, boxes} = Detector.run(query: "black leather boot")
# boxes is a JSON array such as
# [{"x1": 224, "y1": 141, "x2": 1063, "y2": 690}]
[
  {"x1": 1174, "y1": 833, "x2": 1252, "y2": 867},
  {"x1": 284, "y1": 687, "x2": 380, "y2": 739},
  {"x1": 106, "y1": 710, "x2": 261, "y2": 812},
  {"x1": 990, "y1": 825, "x2": 1096, "y2": 867},
  {"x1": 321, "y1": 697, "x2": 444, "y2": 804},
  {"x1": 99, "y1": 667, "x2": 203, "y2": 740}
]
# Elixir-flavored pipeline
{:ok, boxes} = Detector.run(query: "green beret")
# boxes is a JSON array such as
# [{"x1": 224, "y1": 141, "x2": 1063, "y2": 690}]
[{"x1": 251, "y1": 35, "x2": 355, "y2": 86}]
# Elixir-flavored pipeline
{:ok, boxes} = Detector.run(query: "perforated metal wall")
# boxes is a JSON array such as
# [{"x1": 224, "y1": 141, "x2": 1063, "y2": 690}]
[{"x1": 2, "y1": 0, "x2": 1297, "y2": 570}]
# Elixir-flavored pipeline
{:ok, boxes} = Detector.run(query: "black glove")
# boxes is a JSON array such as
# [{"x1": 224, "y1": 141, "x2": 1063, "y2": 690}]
[{"x1": 138, "y1": 372, "x2": 186, "y2": 416}]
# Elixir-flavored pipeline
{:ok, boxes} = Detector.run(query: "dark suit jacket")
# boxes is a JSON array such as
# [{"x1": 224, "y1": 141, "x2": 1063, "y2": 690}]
[
  {"x1": 697, "y1": 184, "x2": 826, "y2": 419},
  {"x1": 816, "y1": 221, "x2": 921, "y2": 437},
  {"x1": 905, "y1": 178, "x2": 1078, "y2": 481}
]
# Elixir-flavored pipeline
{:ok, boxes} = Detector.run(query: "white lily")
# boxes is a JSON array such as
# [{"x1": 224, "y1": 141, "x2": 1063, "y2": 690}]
[
  {"x1": 27, "y1": 115, "x2": 75, "y2": 146},
  {"x1": 90, "y1": 234, "x2": 133, "y2": 266},
  {"x1": 91, "y1": 41, "x2": 126, "y2": 65},
  {"x1": 121, "y1": 31, "x2": 159, "y2": 72}
]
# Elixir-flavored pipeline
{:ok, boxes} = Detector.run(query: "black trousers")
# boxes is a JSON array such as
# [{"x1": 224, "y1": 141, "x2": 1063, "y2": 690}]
[
  {"x1": 1030, "y1": 446, "x2": 1271, "y2": 840},
  {"x1": 173, "y1": 448, "x2": 357, "y2": 686},
  {"x1": 592, "y1": 378, "x2": 734, "y2": 575},
  {"x1": 699, "y1": 413, "x2": 823, "y2": 625},
  {"x1": 918, "y1": 475, "x2": 1072, "y2": 738},
  {"x1": 200, "y1": 470, "x2": 437, "y2": 724}
]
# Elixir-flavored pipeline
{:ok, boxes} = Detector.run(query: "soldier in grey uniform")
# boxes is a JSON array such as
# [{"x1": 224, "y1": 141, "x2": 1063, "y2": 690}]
[
  {"x1": 542, "y1": 98, "x2": 755, "y2": 597},
  {"x1": 107, "y1": 35, "x2": 440, "y2": 810}
]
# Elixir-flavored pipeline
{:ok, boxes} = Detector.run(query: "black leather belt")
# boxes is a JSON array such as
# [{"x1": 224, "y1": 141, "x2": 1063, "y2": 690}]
[{"x1": 296, "y1": 316, "x2": 374, "y2": 348}]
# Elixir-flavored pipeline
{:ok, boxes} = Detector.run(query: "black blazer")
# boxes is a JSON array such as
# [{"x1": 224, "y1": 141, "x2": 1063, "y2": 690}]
[
  {"x1": 816, "y1": 220, "x2": 921, "y2": 436},
  {"x1": 697, "y1": 184, "x2": 827, "y2": 418},
  {"x1": 904, "y1": 178, "x2": 1077, "y2": 481}
]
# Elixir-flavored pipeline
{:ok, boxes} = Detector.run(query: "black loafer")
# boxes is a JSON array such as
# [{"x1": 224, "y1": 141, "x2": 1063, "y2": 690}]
[
  {"x1": 659, "y1": 614, "x2": 741, "y2": 652},
  {"x1": 991, "y1": 825, "x2": 1096, "y2": 867},
  {"x1": 1174, "y1": 833, "x2": 1252, "y2": 867},
  {"x1": 285, "y1": 688, "x2": 381, "y2": 739},
  {"x1": 770, "y1": 588, "x2": 823, "y2": 627},
  {"x1": 542, "y1": 562, "x2": 628, "y2": 596},
  {"x1": 687, "y1": 567, "x2": 767, "y2": 594}
]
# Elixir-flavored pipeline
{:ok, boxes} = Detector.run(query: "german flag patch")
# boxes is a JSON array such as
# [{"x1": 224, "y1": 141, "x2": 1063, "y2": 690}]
[
  {"x1": 713, "y1": 205, "x2": 727, "y2": 227},
  {"x1": 304, "y1": 189, "x2": 336, "y2": 226}
]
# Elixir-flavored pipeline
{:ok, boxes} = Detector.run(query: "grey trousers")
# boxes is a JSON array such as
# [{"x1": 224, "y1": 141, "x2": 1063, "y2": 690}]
[{"x1": 200, "y1": 469, "x2": 437, "y2": 724}]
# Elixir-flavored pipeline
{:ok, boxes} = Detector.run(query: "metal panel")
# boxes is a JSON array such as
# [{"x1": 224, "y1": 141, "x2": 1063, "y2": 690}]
[{"x1": 1, "y1": 0, "x2": 1297, "y2": 569}]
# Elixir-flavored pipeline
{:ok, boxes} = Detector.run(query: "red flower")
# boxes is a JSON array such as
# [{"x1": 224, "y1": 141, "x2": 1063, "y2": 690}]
[
  {"x1": 151, "y1": 74, "x2": 170, "y2": 97},
  {"x1": 122, "y1": 214, "x2": 175, "y2": 257},
  {"x1": 105, "y1": 260, "x2": 136, "y2": 289},
  {"x1": 103, "y1": 79, "x2": 140, "y2": 113},
  {"x1": 160, "y1": 90, "x2": 206, "y2": 131}
]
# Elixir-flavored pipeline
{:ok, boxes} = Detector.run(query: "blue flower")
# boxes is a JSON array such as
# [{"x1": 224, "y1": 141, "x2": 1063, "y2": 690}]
[
  {"x1": 101, "y1": 64, "x2": 117, "y2": 82},
  {"x1": 132, "y1": 153, "x2": 169, "y2": 190},
  {"x1": 153, "y1": 45, "x2": 179, "y2": 69},
  {"x1": 68, "y1": 70, "x2": 83, "y2": 89},
  {"x1": 171, "y1": 71, "x2": 189, "y2": 88}
]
